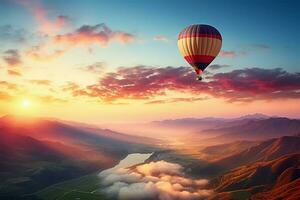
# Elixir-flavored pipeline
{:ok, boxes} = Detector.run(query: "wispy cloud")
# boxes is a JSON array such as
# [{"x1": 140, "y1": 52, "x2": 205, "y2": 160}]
[
  {"x1": 0, "y1": 81, "x2": 19, "y2": 90},
  {"x1": 0, "y1": 91, "x2": 12, "y2": 101},
  {"x1": 219, "y1": 50, "x2": 236, "y2": 58},
  {"x1": 0, "y1": 79, "x2": 66, "y2": 104},
  {"x1": 80, "y1": 62, "x2": 106, "y2": 74},
  {"x1": 25, "y1": 23, "x2": 135, "y2": 61},
  {"x1": 26, "y1": 44, "x2": 66, "y2": 61},
  {"x1": 2, "y1": 49, "x2": 22, "y2": 66},
  {"x1": 7, "y1": 69, "x2": 22, "y2": 76},
  {"x1": 0, "y1": 25, "x2": 27, "y2": 43},
  {"x1": 18, "y1": 0, "x2": 71, "y2": 35},
  {"x1": 53, "y1": 23, "x2": 134, "y2": 47},
  {"x1": 208, "y1": 64, "x2": 230, "y2": 71},
  {"x1": 219, "y1": 44, "x2": 270, "y2": 58},
  {"x1": 146, "y1": 97, "x2": 209, "y2": 104},
  {"x1": 252, "y1": 44, "x2": 270, "y2": 50},
  {"x1": 153, "y1": 35, "x2": 169, "y2": 42},
  {"x1": 29, "y1": 79, "x2": 52, "y2": 85},
  {"x1": 37, "y1": 95, "x2": 67, "y2": 103}
]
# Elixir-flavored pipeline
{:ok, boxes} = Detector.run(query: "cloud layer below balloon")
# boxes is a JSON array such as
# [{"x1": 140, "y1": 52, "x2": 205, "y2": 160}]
[{"x1": 98, "y1": 160, "x2": 213, "y2": 200}]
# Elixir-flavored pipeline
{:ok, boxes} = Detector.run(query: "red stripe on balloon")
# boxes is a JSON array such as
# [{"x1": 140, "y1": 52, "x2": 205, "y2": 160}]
[
  {"x1": 178, "y1": 33, "x2": 222, "y2": 40},
  {"x1": 184, "y1": 55, "x2": 215, "y2": 64}
]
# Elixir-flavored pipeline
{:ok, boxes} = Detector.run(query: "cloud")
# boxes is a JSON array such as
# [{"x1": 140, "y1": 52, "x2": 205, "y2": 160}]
[
  {"x1": 0, "y1": 91, "x2": 13, "y2": 101},
  {"x1": 54, "y1": 23, "x2": 134, "y2": 47},
  {"x1": 219, "y1": 50, "x2": 236, "y2": 58},
  {"x1": 80, "y1": 62, "x2": 106, "y2": 74},
  {"x1": 19, "y1": 0, "x2": 71, "y2": 35},
  {"x1": 64, "y1": 66, "x2": 300, "y2": 103},
  {"x1": 37, "y1": 95, "x2": 67, "y2": 103},
  {"x1": 136, "y1": 161, "x2": 182, "y2": 176},
  {"x1": 61, "y1": 82, "x2": 91, "y2": 97},
  {"x1": 29, "y1": 80, "x2": 52, "y2": 85},
  {"x1": 0, "y1": 81, "x2": 19, "y2": 90},
  {"x1": 153, "y1": 35, "x2": 169, "y2": 42},
  {"x1": 0, "y1": 81, "x2": 19, "y2": 102},
  {"x1": 208, "y1": 64, "x2": 230, "y2": 71},
  {"x1": 99, "y1": 160, "x2": 213, "y2": 200},
  {"x1": 219, "y1": 45, "x2": 269, "y2": 58},
  {"x1": 26, "y1": 44, "x2": 67, "y2": 61},
  {"x1": 207, "y1": 67, "x2": 300, "y2": 102},
  {"x1": 2, "y1": 49, "x2": 22, "y2": 66},
  {"x1": 0, "y1": 79, "x2": 66, "y2": 104},
  {"x1": 0, "y1": 25, "x2": 27, "y2": 43},
  {"x1": 63, "y1": 66, "x2": 195, "y2": 102},
  {"x1": 25, "y1": 23, "x2": 134, "y2": 61},
  {"x1": 7, "y1": 69, "x2": 22, "y2": 76},
  {"x1": 146, "y1": 97, "x2": 209, "y2": 104},
  {"x1": 252, "y1": 44, "x2": 270, "y2": 50},
  {"x1": 62, "y1": 82, "x2": 80, "y2": 91}
]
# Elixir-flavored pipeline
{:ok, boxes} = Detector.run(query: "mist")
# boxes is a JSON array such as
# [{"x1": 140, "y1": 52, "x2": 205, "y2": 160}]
[{"x1": 98, "y1": 160, "x2": 213, "y2": 200}]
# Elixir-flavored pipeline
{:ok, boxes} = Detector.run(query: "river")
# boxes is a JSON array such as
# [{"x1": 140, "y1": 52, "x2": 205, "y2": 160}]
[{"x1": 99, "y1": 152, "x2": 153, "y2": 175}]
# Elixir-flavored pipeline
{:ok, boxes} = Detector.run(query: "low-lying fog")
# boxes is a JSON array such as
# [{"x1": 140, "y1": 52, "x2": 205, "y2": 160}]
[{"x1": 98, "y1": 153, "x2": 213, "y2": 200}]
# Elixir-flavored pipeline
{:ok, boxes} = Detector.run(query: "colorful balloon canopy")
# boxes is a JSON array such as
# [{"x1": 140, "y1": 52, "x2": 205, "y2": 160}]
[{"x1": 178, "y1": 24, "x2": 222, "y2": 80}]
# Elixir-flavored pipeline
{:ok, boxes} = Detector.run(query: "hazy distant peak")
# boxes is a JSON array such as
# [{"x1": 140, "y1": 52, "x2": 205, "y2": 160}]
[
  {"x1": 152, "y1": 113, "x2": 271, "y2": 124},
  {"x1": 234, "y1": 113, "x2": 271, "y2": 120}
]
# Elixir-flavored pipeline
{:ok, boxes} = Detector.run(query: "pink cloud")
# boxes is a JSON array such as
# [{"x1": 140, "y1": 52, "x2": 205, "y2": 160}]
[
  {"x1": 26, "y1": 45, "x2": 66, "y2": 61},
  {"x1": 25, "y1": 23, "x2": 134, "y2": 61},
  {"x1": 18, "y1": 0, "x2": 70, "y2": 35},
  {"x1": 2, "y1": 49, "x2": 22, "y2": 66},
  {"x1": 219, "y1": 50, "x2": 236, "y2": 58},
  {"x1": 54, "y1": 24, "x2": 134, "y2": 47},
  {"x1": 63, "y1": 66, "x2": 300, "y2": 103}
]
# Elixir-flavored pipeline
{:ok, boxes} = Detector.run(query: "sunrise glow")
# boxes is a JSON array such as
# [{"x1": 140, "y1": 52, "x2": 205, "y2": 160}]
[{"x1": 21, "y1": 99, "x2": 31, "y2": 108}]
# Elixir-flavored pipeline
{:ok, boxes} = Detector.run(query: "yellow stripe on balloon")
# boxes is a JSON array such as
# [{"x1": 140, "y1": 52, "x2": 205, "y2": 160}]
[{"x1": 178, "y1": 37, "x2": 222, "y2": 57}]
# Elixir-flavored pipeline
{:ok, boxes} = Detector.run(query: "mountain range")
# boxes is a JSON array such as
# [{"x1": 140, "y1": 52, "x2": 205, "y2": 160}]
[
  {"x1": 0, "y1": 115, "x2": 157, "y2": 198},
  {"x1": 202, "y1": 117, "x2": 300, "y2": 143},
  {"x1": 1, "y1": 114, "x2": 299, "y2": 200},
  {"x1": 210, "y1": 153, "x2": 300, "y2": 200},
  {"x1": 150, "y1": 113, "x2": 271, "y2": 131},
  {"x1": 209, "y1": 135, "x2": 300, "y2": 172}
]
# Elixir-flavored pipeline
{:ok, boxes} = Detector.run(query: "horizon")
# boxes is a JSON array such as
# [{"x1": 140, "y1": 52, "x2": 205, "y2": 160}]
[{"x1": 1, "y1": 112, "x2": 299, "y2": 126}]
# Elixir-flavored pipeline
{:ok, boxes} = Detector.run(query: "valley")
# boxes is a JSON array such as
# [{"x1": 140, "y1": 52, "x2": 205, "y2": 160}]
[{"x1": 1, "y1": 114, "x2": 300, "y2": 200}]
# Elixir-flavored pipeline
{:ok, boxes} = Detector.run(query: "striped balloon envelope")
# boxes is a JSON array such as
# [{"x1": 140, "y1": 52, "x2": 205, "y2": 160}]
[{"x1": 178, "y1": 24, "x2": 222, "y2": 80}]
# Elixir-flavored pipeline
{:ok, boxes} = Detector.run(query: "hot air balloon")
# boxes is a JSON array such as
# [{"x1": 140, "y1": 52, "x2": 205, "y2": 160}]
[{"x1": 178, "y1": 24, "x2": 222, "y2": 80}]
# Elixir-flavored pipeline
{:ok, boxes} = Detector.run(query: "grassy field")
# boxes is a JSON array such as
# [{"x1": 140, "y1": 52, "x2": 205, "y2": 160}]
[{"x1": 32, "y1": 172, "x2": 109, "y2": 200}]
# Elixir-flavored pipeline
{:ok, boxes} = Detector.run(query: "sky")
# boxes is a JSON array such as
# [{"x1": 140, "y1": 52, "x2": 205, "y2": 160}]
[{"x1": 0, "y1": 0, "x2": 299, "y2": 123}]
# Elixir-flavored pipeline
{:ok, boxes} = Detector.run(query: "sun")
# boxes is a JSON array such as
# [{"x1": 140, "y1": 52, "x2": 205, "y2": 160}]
[
  {"x1": 15, "y1": 98, "x2": 38, "y2": 116},
  {"x1": 21, "y1": 99, "x2": 31, "y2": 108}
]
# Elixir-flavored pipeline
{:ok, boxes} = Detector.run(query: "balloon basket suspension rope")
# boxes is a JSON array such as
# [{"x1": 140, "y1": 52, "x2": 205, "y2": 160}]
[{"x1": 195, "y1": 68, "x2": 203, "y2": 81}]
